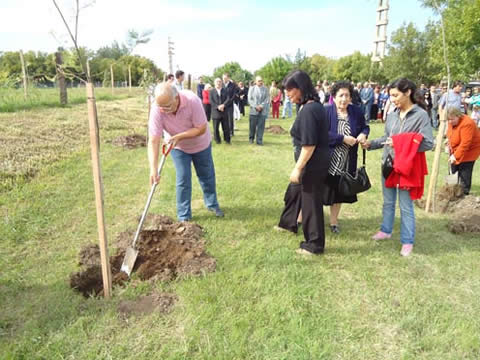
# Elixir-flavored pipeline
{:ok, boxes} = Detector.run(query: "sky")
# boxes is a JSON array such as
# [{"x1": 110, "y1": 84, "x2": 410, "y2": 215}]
[{"x1": 0, "y1": 0, "x2": 437, "y2": 77}]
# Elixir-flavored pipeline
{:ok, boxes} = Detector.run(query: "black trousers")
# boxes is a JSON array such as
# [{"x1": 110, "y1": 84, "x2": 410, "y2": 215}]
[
  {"x1": 239, "y1": 101, "x2": 245, "y2": 116},
  {"x1": 452, "y1": 161, "x2": 475, "y2": 195},
  {"x1": 225, "y1": 106, "x2": 234, "y2": 136},
  {"x1": 278, "y1": 171, "x2": 326, "y2": 254},
  {"x1": 203, "y1": 103, "x2": 211, "y2": 122},
  {"x1": 212, "y1": 116, "x2": 230, "y2": 144}
]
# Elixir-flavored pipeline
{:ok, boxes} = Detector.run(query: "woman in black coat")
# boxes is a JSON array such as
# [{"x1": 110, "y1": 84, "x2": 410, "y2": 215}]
[{"x1": 276, "y1": 70, "x2": 330, "y2": 255}]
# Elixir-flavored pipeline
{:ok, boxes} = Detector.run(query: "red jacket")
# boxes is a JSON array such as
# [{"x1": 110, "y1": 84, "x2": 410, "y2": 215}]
[
  {"x1": 202, "y1": 89, "x2": 210, "y2": 104},
  {"x1": 385, "y1": 132, "x2": 428, "y2": 200}
]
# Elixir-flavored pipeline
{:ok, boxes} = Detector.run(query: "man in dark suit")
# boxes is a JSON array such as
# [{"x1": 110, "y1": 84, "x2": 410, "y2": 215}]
[
  {"x1": 222, "y1": 73, "x2": 237, "y2": 137},
  {"x1": 237, "y1": 81, "x2": 248, "y2": 116},
  {"x1": 209, "y1": 78, "x2": 231, "y2": 144}
]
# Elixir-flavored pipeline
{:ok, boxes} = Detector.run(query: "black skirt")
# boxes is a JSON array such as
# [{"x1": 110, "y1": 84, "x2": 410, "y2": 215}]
[{"x1": 322, "y1": 174, "x2": 358, "y2": 205}]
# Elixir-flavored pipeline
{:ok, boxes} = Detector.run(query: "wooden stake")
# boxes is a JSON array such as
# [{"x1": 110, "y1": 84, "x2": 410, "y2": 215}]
[
  {"x1": 86, "y1": 82, "x2": 112, "y2": 298},
  {"x1": 19, "y1": 50, "x2": 28, "y2": 101},
  {"x1": 425, "y1": 112, "x2": 447, "y2": 213},
  {"x1": 55, "y1": 52, "x2": 68, "y2": 105},
  {"x1": 128, "y1": 65, "x2": 132, "y2": 93},
  {"x1": 110, "y1": 64, "x2": 114, "y2": 95}
]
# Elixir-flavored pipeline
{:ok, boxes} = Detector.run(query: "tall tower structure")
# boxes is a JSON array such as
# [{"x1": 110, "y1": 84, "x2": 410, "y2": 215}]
[
  {"x1": 168, "y1": 36, "x2": 175, "y2": 74},
  {"x1": 372, "y1": 0, "x2": 389, "y2": 63}
]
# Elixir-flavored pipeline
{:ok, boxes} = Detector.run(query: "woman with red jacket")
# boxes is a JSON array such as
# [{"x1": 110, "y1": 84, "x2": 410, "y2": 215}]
[
  {"x1": 202, "y1": 83, "x2": 212, "y2": 121},
  {"x1": 446, "y1": 107, "x2": 480, "y2": 195},
  {"x1": 363, "y1": 78, "x2": 433, "y2": 257}
]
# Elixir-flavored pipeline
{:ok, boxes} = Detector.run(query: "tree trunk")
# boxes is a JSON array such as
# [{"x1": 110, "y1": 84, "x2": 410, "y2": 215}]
[
  {"x1": 128, "y1": 65, "x2": 132, "y2": 93},
  {"x1": 110, "y1": 64, "x2": 114, "y2": 95},
  {"x1": 19, "y1": 50, "x2": 28, "y2": 101},
  {"x1": 187, "y1": 74, "x2": 192, "y2": 90},
  {"x1": 86, "y1": 82, "x2": 112, "y2": 298},
  {"x1": 56, "y1": 52, "x2": 68, "y2": 105}
]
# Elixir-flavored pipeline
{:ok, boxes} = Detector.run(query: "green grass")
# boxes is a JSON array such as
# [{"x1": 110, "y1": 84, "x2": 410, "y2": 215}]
[
  {"x1": 1, "y1": 99, "x2": 479, "y2": 359},
  {"x1": 0, "y1": 87, "x2": 143, "y2": 113}
]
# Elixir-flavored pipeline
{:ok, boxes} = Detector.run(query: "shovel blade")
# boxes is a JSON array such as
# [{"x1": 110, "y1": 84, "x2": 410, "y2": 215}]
[
  {"x1": 120, "y1": 247, "x2": 139, "y2": 277},
  {"x1": 445, "y1": 173, "x2": 459, "y2": 185}
]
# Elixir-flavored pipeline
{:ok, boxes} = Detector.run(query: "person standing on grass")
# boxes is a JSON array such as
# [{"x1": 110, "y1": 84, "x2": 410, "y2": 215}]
[
  {"x1": 430, "y1": 85, "x2": 440, "y2": 129},
  {"x1": 237, "y1": 81, "x2": 248, "y2": 117},
  {"x1": 361, "y1": 82, "x2": 374, "y2": 123},
  {"x1": 209, "y1": 78, "x2": 231, "y2": 145},
  {"x1": 323, "y1": 81, "x2": 369, "y2": 234},
  {"x1": 222, "y1": 73, "x2": 237, "y2": 137},
  {"x1": 174, "y1": 70, "x2": 185, "y2": 91},
  {"x1": 248, "y1": 76, "x2": 269, "y2": 145},
  {"x1": 439, "y1": 80, "x2": 463, "y2": 114},
  {"x1": 362, "y1": 78, "x2": 433, "y2": 257},
  {"x1": 148, "y1": 82, "x2": 224, "y2": 221},
  {"x1": 196, "y1": 76, "x2": 205, "y2": 99},
  {"x1": 276, "y1": 70, "x2": 330, "y2": 255},
  {"x1": 446, "y1": 107, "x2": 480, "y2": 195},
  {"x1": 202, "y1": 83, "x2": 212, "y2": 122},
  {"x1": 270, "y1": 81, "x2": 281, "y2": 119},
  {"x1": 282, "y1": 89, "x2": 293, "y2": 119}
]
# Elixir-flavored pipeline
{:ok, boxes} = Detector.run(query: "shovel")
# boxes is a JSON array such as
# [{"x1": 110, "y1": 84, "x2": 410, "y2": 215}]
[
  {"x1": 121, "y1": 143, "x2": 173, "y2": 276},
  {"x1": 445, "y1": 162, "x2": 459, "y2": 185}
]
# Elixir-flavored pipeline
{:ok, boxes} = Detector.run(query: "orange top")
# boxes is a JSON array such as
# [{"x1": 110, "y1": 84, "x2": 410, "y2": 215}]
[{"x1": 447, "y1": 115, "x2": 480, "y2": 164}]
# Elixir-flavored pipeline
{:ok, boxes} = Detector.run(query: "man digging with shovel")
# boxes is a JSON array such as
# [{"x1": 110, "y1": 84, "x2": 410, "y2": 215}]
[{"x1": 148, "y1": 82, "x2": 224, "y2": 222}]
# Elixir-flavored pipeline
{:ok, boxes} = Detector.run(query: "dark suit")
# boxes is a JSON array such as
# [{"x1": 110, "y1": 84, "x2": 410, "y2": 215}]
[
  {"x1": 209, "y1": 88, "x2": 231, "y2": 144},
  {"x1": 224, "y1": 81, "x2": 237, "y2": 136},
  {"x1": 237, "y1": 86, "x2": 248, "y2": 116}
]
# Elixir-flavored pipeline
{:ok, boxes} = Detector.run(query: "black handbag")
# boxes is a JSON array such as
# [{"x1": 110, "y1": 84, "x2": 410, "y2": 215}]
[
  {"x1": 382, "y1": 153, "x2": 394, "y2": 179},
  {"x1": 338, "y1": 149, "x2": 371, "y2": 197}
]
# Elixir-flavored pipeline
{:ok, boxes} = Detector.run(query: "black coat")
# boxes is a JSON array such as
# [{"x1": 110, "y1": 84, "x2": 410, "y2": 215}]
[
  {"x1": 210, "y1": 88, "x2": 227, "y2": 119},
  {"x1": 223, "y1": 81, "x2": 237, "y2": 109}
]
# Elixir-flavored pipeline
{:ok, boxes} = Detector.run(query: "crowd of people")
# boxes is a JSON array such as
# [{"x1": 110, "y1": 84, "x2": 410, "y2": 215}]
[{"x1": 148, "y1": 70, "x2": 480, "y2": 258}]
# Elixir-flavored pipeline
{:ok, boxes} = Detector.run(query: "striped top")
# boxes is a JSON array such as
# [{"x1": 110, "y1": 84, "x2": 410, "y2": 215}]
[{"x1": 328, "y1": 113, "x2": 351, "y2": 175}]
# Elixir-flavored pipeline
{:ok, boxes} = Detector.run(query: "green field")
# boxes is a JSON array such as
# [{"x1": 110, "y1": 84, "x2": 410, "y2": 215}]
[
  {"x1": 0, "y1": 86, "x2": 142, "y2": 113},
  {"x1": 1, "y1": 95, "x2": 479, "y2": 359}
]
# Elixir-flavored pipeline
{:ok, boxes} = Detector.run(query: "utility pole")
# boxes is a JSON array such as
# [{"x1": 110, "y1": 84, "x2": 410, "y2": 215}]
[
  {"x1": 372, "y1": 0, "x2": 389, "y2": 64},
  {"x1": 168, "y1": 36, "x2": 175, "y2": 75}
]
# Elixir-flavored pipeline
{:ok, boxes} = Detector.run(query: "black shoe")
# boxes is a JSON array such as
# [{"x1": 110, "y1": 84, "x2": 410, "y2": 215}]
[
  {"x1": 330, "y1": 225, "x2": 340, "y2": 233},
  {"x1": 208, "y1": 207, "x2": 224, "y2": 217}
]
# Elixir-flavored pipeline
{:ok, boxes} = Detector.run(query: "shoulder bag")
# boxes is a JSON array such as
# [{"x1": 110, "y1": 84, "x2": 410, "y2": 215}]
[{"x1": 338, "y1": 149, "x2": 371, "y2": 197}]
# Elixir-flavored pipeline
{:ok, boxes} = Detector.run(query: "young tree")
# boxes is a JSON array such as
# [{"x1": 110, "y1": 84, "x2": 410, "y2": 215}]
[
  {"x1": 382, "y1": 22, "x2": 431, "y2": 84},
  {"x1": 212, "y1": 62, "x2": 253, "y2": 83},
  {"x1": 255, "y1": 57, "x2": 293, "y2": 85},
  {"x1": 333, "y1": 51, "x2": 371, "y2": 83}
]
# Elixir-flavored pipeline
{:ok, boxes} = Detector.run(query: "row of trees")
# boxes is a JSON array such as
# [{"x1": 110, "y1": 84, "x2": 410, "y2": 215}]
[
  {"x1": 203, "y1": 0, "x2": 479, "y2": 87},
  {"x1": 0, "y1": 40, "x2": 163, "y2": 88},
  {"x1": 2, "y1": 0, "x2": 478, "y2": 90}
]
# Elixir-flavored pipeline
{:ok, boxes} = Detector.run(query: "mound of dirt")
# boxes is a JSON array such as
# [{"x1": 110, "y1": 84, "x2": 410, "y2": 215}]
[
  {"x1": 266, "y1": 125, "x2": 287, "y2": 134},
  {"x1": 111, "y1": 134, "x2": 147, "y2": 149},
  {"x1": 70, "y1": 214, "x2": 216, "y2": 297},
  {"x1": 117, "y1": 292, "x2": 178, "y2": 318},
  {"x1": 448, "y1": 212, "x2": 480, "y2": 234},
  {"x1": 415, "y1": 184, "x2": 464, "y2": 213},
  {"x1": 448, "y1": 195, "x2": 480, "y2": 234}
]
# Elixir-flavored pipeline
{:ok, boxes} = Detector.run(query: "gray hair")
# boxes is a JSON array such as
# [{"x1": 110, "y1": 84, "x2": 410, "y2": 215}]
[{"x1": 154, "y1": 82, "x2": 178, "y2": 100}]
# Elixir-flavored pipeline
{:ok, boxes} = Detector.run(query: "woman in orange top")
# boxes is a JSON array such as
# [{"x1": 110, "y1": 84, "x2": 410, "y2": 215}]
[{"x1": 447, "y1": 107, "x2": 480, "y2": 195}]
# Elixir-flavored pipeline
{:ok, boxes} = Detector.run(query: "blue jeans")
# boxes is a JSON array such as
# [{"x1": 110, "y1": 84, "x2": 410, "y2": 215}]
[
  {"x1": 170, "y1": 143, "x2": 219, "y2": 221},
  {"x1": 431, "y1": 108, "x2": 439, "y2": 129},
  {"x1": 282, "y1": 102, "x2": 292, "y2": 118},
  {"x1": 249, "y1": 114, "x2": 266, "y2": 145},
  {"x1": 380, "y1": 176, "x2": 415, "y2": 244}
]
